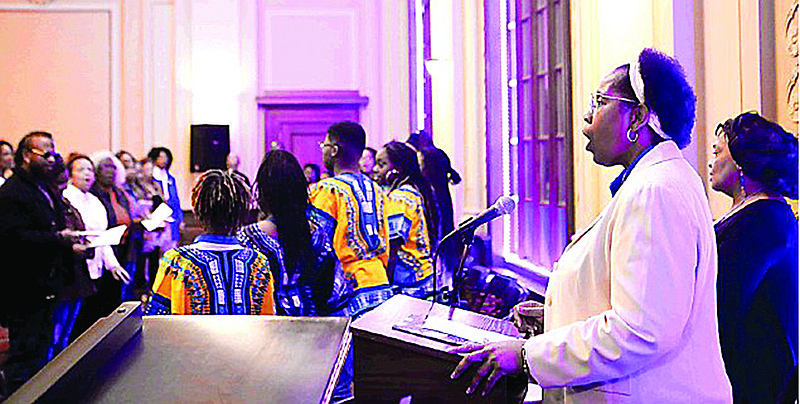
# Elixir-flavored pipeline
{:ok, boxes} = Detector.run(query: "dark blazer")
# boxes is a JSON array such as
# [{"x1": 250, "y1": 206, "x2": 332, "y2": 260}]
[
  {"x1": 0, "y1": 168, "x2": 69, "y2": 320},
  {"x1": 716, "y1": 199, "x2": 798, "y2": 404}
]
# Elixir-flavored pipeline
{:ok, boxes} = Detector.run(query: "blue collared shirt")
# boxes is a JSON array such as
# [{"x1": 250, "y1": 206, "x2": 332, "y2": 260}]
[{"x1": 609, "y1": 144, "x2": 657, "y2": 197}]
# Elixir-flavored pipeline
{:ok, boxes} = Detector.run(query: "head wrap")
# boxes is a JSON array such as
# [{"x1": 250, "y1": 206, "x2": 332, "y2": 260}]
[{"x1": 630, "y1": 55, "x2": 671, "y2": 140}]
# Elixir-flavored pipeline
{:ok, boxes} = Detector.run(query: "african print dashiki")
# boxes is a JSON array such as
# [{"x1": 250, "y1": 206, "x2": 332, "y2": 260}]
[
  {"x1": 237, "y1": 215, "x2": 341, "y2": 316},
  {"x1": 385, "y1": 183, "x2": 434, "y2": 298},
  {"x1": 309, "y1": 172, "x2": 393, "y2": 317},
  {"x1": 145, "y1": 234, "x2": 275, "y2": 315}
]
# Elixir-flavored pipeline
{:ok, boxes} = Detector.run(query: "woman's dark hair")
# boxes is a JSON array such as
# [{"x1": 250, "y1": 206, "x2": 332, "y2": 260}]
[
  {"x1": 383, "y1": 141, "x2": 440, "y2": 243},
  {"x1": 364, "y1": 147, "x2": 376, "y2": 158},
  {"x1": 191, "y1": 169, "x2": 251, "y2": 235},
  {"x1": 116, "y1": 150, "x2": 136, "y2": 165},
  {"x1": 256, "y1": 150, "x2": 314, "y2": 277},
  {"x1": 610, "y1": 48, "x2": 696, "y2": 149},
  {"x1": 66, "y1": 153, "x2": 94, "y2": 175},
  {"x1": 147, "y1": 147, "x2": 173, "y2": 170},
  {"x1": 718, "y1": 111, "x2": 798, "y2": 199}
]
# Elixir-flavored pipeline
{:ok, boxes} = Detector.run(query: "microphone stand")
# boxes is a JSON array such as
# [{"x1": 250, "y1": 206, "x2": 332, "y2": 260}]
[{"x1": 447, "y1": 228, "x2": 476, "y2": 321}]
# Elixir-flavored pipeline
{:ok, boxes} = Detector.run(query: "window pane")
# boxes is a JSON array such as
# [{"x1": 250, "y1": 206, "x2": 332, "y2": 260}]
[
  {"x1": 520, "y1": 20, "x2": 532, "y2": 75},
  {"x1": 557, "y1": 138, "x2": 566, "y2": 206},
  {"x1": 538, "y1": 140, "x2": 549, "y2": 204},
  {"x1": 536, "y1": 76, "x2": 549, "y2": 137},
  {"x1": 555, "y1": 68, "x2": 565, "y2": 134},
  {"x1": 536, "y1": 9, "x2": 548, "y2": 72}
]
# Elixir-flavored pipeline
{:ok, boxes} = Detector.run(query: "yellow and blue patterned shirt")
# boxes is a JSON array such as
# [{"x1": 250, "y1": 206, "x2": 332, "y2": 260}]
[
  {"x1": 386, "y1": 183, "x2": 434, "y2": 297},
  {"x1": 145, "y1": 234, "x2": 275, "y2": 315},
  {"x1": 309, "y1": 173, "x2": 393, "y2": 317}
]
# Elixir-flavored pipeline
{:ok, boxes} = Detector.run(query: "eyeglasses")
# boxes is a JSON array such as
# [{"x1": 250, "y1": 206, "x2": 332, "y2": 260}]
[
  {"x1": 587, "y1": 92, "x2": 639, "y2": 117},
  {"x1": 318, "y1": 141, "x2": 337, "y2": 150},
  {"x1": 28, "y1": 148, "x2": 60, "y2": 161}
]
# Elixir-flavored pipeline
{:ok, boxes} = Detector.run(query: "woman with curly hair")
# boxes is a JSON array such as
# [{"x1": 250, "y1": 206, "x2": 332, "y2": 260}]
[
  {"x1": 145, "y1": 169, "x2": 274, "y2": 315},
  {"x1": 710, "y1": 111, "x2": 798, "y2": 403},
  {"x1": 451, "y1": 48, "x2": 732, "y2": 403}
]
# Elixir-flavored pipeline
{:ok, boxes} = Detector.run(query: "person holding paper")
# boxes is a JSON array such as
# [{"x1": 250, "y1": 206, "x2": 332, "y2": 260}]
[
  {"x1": 450, "y1": 49, "x2": 732, "y2": 403},
  {"x1": 0, "y1": 131, "x2": 78, "y2": 394},
  {"x1": 64, "y1": 154, "x2": 130, "y2": 341}
]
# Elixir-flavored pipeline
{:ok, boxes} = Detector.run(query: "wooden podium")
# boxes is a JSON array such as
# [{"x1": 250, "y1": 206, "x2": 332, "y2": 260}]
[{"x1": 351, "y1": 294, "x2": 528, "y2": 404}]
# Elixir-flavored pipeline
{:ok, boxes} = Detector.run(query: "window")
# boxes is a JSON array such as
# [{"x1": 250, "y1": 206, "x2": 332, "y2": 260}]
[{"x1": 501, "y1": 0, "x2": 574, "y2": 269}]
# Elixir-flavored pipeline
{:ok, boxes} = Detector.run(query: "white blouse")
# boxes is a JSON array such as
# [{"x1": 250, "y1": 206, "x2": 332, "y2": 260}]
[{"x1": 63, "y1": 184, "x2": 122, "y2": 279}]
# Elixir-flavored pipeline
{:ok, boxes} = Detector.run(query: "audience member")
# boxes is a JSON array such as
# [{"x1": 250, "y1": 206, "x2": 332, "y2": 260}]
[
  {"x1": 374, "y1": 141, "x2": 438, "y2": 298},
  {"x1": 45, "y1": 157, "x2": 95, "y2": 360},
  {"x1": 147, "y1": 147, "x2": 183, "y2": 249},
  {"x1": 309, "y1": 121, "x2": 392, "y2": 403},
  {"x1": 116, "y1": 150, "x2": 148, "y2": 295},
  {"x1": 238, "y1": 150, "x2": 338, "y2": 316},
  {"x1": 116, "y1": 150, "x2": 147, "y2": 203},
  {"x1": 88, "y1": 152, "x2": 138, "y2": 303},
  {"x1": 359, "y1": 146, "x2": 376, "y2": 178},
  {"x1": 710, "y1": 111, "x2": 798, "y2": 403},
  {"x1": 138, "y1": 158, "x2": 171, "y2": 291},
  {"x1": 64, "y1": 154, "x2": 130, "y2": 340},
  {"x1": 145, "y1": 169, "x2": 275, "y2": 315},
  {"x1": 0, "y1": 131, "x2": 77, "y2": 394},
  {"x1": 0, "y1": 140, "x2": 13, "y2": 186},
  {"x1": 226, "y1": 152, "x2": 251, "y2": 187},
  {"x1": 303, "y1": 163, "x2": 321, "y2": 186}
]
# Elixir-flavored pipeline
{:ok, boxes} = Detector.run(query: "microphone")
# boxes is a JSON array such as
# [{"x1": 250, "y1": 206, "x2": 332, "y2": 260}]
[{"x1": 441, "y1": 195, "x2": 516, "y2": 242}]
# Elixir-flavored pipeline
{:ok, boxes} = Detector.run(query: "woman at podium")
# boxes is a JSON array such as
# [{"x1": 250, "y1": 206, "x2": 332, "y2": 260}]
[{"x1": 451, "y1": 48, "x2": 732, "y2": 403}]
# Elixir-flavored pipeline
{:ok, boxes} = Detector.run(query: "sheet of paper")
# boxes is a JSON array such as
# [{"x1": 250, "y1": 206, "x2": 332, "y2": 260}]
[
  {"x1": 76, "y1": 230, "x2": 105, "y2": 236},
  {"x1": 422, "y1": 316, "x2": 517, "y2": 344},
  {"x1": 141, "y1": 203, "x2": 174, "y2": 231},
  {"x1": 86, "y1": 225, "x2": 127, "y2": 247}
]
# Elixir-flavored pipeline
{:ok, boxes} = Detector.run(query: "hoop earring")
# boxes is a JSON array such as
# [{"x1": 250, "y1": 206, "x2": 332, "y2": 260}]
[
  {"x1": 738, "y1": 168, "x2": 746, "y2": 195},
  {"x1": 626, "y1": 129, "x2": 639, "y2": 143}
]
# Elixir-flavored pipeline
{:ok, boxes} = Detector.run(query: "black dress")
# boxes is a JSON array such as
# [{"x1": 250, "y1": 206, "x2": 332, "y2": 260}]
[{"x1": 715, "y1": 199, "x2": 798, "y2": 404}]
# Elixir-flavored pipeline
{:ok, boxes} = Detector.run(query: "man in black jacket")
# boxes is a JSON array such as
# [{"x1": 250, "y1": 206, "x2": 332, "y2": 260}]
[{"x1": 0, "y1": 131, "x2": 77, "y2": 395}]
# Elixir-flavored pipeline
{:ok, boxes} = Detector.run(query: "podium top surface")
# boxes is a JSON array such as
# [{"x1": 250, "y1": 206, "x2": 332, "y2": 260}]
[
  {"x1": 351, "y1": 294, "x2": 521, "y2": 358},
  {"x1": 9, "y1": 303, "x2": 350, "y2": 404}
]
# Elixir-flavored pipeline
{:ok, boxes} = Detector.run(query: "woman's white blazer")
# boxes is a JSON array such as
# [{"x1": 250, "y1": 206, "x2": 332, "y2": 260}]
[{"x1": 524, "y1": 141, "x2": 732, "y2": 404}]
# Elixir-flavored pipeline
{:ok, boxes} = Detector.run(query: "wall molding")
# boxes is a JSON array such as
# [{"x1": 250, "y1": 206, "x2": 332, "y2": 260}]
[
  {"x1": 257, "y1": 90, "x2": 368, "y2": 108},
  {"x1": 0, "y1": 0, "x2": 121, "y2": 150}
]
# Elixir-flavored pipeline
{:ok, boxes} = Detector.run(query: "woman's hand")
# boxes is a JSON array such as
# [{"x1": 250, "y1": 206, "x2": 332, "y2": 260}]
[
  {"x1": 110, "y1": 266, "x2": 132, "y2": 284},
  {"x1": 448, "y1": 339, "x2": 527, "y2": 395}
]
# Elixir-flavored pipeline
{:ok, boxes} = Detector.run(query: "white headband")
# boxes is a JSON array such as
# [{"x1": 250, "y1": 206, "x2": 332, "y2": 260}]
[{"x1": 630, "y1": 57, "x2": 671, "y2": 140}]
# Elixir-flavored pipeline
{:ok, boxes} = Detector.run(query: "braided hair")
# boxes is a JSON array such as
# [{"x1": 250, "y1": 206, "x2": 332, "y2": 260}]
[
  {"x1": 255, "y1": 150, "x2": 314, "y2": 278},
  {"x1": 191, "y1": 169, "x2": 252, "y2": 235},
  {"x1": 383, "y1": 141, "x2": 440, "y2": 244}
]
